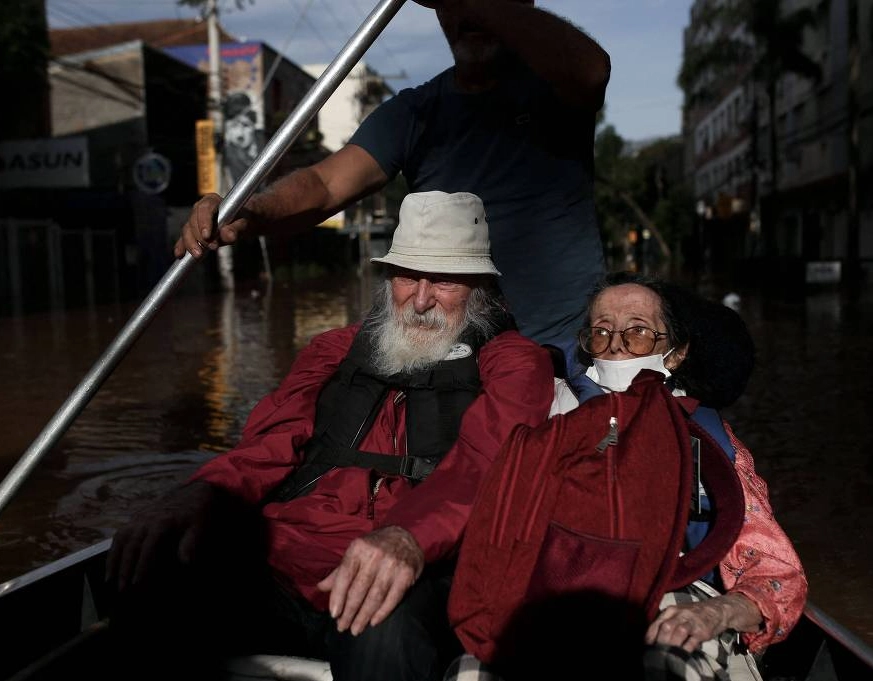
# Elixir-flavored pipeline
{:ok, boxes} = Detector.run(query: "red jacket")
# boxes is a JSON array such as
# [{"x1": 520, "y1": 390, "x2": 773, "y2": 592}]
[{"x1": 191, "y1": 323, "x2": 554, "y2": 609}]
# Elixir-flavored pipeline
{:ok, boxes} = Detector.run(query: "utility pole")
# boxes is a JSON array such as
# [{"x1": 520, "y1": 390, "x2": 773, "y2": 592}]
[
  {"x1": 207, "y1": 0, "x2": 234, "y2": 291},
  {"x1": 846, "y1": 0, "x2": 861, "y2": 294}
]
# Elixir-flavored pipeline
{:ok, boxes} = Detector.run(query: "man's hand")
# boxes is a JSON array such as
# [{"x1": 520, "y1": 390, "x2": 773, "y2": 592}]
[
  {"x1": 644, "y1": 593, "x2": 763, "y2": 652},
  {"x1": 105, "y1": 480, "x2": 219, "y2": 591},
  {"x1": 317, "y1": 526, "x2": 425, "y2": 636},
  {"x1": 173, "y1": 193, "x2": 249, "y2": 259}
]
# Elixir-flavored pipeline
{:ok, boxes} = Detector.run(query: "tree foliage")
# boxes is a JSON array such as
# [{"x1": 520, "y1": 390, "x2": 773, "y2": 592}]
[
  {"x1": 0, "y1": 0, "x2": 49, "y2": 84},
  {"x1": 594, "y1": 126, "x2": 694, "y2": 270}
]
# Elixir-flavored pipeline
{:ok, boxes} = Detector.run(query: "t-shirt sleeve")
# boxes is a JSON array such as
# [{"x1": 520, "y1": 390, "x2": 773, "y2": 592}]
[{"x1": 348, "y1": 88, "x2": 417, "y2": 180}]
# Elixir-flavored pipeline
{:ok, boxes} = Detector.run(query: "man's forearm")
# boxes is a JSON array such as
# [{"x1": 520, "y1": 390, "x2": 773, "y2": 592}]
[
  {"x1": 241, "y1": 144, "x2": 389, "y2": 237},
  {"x1": 464, "y1": 0, "x2": 610, "y2": 111},
  {"x1": 243, "y1": 166, "x2": 336, "y2": 236}
]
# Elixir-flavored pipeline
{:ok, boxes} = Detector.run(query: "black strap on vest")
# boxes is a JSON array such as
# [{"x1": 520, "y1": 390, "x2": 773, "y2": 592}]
[
  {"x1": 263, "y1": 307, "x2": 515, "y2": 504},
  {"x1": 306, "y1": 443, "x2": 441, "y2": 482}
]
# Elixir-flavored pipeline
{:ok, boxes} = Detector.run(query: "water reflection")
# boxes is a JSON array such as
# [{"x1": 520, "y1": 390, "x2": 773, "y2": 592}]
[
  {"x1": 719, "y1": 286, "x2": 873, "y2": 646},
  {"x1": 0, "y1": 273, "x2": 871, "y2": 648},
  {"x1": 0, "y1": 270, "x2": 371, "y2": 582}
]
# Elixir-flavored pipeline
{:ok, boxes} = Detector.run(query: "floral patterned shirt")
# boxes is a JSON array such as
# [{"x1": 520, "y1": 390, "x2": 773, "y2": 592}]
[{"x1": 718, "y1": 422, "x2": 808, "y2": 653}]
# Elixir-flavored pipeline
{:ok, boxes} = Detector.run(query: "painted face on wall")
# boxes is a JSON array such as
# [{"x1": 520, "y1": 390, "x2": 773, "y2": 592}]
[{"x1": 225, "y1": 112, "x2": 256, "y2": 149}]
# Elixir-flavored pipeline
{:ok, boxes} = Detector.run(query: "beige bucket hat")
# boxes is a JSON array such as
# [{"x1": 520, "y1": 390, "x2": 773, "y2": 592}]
[{"x1": 371, "y1": 191, "x2": 501, "y2": 276}]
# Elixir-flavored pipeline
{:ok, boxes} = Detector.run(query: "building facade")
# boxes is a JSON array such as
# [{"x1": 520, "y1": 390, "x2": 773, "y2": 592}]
[
  {"x1": 1, "y1": 19, "x2": 342, "y2": 313},
  {"x1": 680, "y1": 0, "x2": 873, "y2": 289}
]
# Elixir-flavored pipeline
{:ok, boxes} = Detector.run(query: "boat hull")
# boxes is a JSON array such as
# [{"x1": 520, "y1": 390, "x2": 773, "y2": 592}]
[{"x1": 1, "y1": 542, "x2": 870, "y2": 681}]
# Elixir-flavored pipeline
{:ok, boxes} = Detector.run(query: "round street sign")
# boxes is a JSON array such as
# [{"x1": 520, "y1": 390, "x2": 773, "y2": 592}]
[{"x1": 133, "y1": 152, "x2": 172, "y2": 194}]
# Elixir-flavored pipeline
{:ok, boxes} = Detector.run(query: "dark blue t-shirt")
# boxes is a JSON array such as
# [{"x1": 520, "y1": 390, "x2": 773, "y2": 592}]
[{"x1": 350, "y1": 62, "x2": 604, "y2": 353}]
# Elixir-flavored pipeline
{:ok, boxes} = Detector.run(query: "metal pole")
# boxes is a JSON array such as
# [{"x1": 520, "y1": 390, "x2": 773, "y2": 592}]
[
  {"x1": 0, "y1": 0, "x2": 409, "y2": 516},
  {"x1": 804, "y1": 602, "x2": 873, "y2": 671}
]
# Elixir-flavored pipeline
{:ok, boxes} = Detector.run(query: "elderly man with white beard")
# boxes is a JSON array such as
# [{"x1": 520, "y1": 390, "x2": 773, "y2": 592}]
[{"x1": 105, "y1": 191, "x2": 555, "y2": 681}]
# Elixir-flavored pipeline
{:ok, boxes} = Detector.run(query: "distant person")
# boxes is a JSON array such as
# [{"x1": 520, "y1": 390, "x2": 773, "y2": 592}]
[
  {"x1": 107, "y1": 192, "x2": 555, "y2": 681},
  {"x1": 175, "y1": 0, "x2": 610, "y2": 387},
  {"x1": 444, "y1": 272, "x2": 808, "y2": 681}
]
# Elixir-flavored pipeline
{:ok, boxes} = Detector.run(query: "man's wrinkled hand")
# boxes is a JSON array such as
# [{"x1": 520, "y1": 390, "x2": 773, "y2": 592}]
[
  {"x1": 174, "y1": 193, "x2": 248, "y2": 259},
  {"x1": 316, "y1": 526, "x2": 425, "y2": 636},
  {"x1": 105, "y1": 480, "x2": 218, "y2": 591}
]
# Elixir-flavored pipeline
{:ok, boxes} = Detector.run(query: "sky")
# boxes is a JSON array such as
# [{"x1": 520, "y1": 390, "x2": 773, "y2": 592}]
[{"x1": 45, "y1": 0, "x2": 694, "y2": 143}]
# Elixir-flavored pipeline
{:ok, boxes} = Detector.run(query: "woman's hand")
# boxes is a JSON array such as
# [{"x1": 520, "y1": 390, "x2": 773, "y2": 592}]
[{"x1": 645, "y1": 592, "x2": 763, "y2": 652}]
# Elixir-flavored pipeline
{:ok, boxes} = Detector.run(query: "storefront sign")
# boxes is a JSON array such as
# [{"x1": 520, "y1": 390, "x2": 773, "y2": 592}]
[{"x1": 0, "y1": 137, "x2": 90, "y2": 188}]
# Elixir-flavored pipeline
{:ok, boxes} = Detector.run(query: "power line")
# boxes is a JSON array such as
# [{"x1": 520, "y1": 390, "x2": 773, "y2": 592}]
[
  {"x1": 285, "y1": 0, "x2": 342, "y2": 58},
  {"x1": 48, "y1": 0, "x2": 178, "y2": 5},
  {"x1": 48, "y1": 0, "x2": 130, "y2": 28},
  {"x1": 347, "y1": 0, "x2": 408, "y2": 80},
  {"x1": 257, "y1": 0, "x2": 316, "y2": 104},
  {"x1": 316, "y1": 0, "x2": 351, "y2": 37},
  {"x1": 58, "y1": 0, "x2": 127, "y2": 25},
  {"x1": 47, "y1": 4, "x2": 97, "y2": 28}
]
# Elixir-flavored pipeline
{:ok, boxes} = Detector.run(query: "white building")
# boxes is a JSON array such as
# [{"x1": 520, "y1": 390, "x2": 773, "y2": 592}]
[
  {"x1": 303, "y1": 62, "x2": 394, "y2": 231},
  {"x1": 302, "y1": 62, "x2": 393, "y2": 153}
]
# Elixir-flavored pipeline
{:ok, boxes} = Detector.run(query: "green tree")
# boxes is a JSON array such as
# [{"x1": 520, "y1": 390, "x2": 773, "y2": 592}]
[{"x1": 594, "y1": 125, "x2": 677, "y2": 269}]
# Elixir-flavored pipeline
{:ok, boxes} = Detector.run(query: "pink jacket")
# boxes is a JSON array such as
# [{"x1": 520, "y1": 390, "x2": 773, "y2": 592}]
[
  {"x1": 719, "y1": 423, "x2": 808, "y2": 653},
  {"x1": 191, "y1": 323, "x2": 554, "y2": 610}
]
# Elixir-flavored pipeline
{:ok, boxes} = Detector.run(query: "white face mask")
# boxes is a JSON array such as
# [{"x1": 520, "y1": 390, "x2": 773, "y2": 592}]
[{"x1": 585, "y1": 350, "x2": 674, "y2": 393}]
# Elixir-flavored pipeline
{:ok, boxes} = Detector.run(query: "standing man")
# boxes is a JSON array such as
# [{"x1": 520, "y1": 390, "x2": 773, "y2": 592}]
[{"x1": 176, "y1": 0, "x2": 610, "y2": 385}]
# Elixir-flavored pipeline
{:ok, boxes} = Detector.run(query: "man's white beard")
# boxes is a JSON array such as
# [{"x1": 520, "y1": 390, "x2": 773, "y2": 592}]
[{"x1": 371, "y1": 287, "x2": 467, "y2": 376}]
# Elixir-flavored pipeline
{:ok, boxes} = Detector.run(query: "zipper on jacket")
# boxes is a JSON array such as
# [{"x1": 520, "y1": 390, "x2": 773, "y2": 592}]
[
  {"x1": 393, "y1": 390, "x2": 406, "y2": 456},
  {"x1": 594, "y1": 394, "x2": 621, "y2": 537},
  {"x1": 596, "y1": 416, "x2": 619, "y2": 452},
  {"x1": 367, "y1": 390, "x2": 404, "y2": 520},
  {"x1": 367, "y1": 476, "x2": 384, "y2": 520}
]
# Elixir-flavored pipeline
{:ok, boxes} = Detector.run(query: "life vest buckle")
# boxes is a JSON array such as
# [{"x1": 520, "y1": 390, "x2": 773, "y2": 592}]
[{"x1": 398, "y1": 455, "x2": 438, "y2": 481}]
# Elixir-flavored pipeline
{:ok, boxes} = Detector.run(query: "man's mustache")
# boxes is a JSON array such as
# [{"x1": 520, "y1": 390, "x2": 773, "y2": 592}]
[{"x1": 398, "y1": 306, "x2": 449, "y2": 331}]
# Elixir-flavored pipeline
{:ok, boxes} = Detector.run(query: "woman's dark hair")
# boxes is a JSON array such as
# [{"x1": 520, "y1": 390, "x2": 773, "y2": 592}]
[{"x1": 581, "y1": 272, "x2": 755, "y2": 409}]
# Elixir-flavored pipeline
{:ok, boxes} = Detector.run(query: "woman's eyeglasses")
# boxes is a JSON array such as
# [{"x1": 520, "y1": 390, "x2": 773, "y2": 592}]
[{"x1": 579, "y1": 326, "x2": 669, "y2": 356}]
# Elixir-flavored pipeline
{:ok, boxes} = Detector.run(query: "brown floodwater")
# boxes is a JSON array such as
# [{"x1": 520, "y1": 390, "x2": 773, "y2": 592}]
[{"x1": 0, "y1": 269, "x2": 871, "y2": 647}]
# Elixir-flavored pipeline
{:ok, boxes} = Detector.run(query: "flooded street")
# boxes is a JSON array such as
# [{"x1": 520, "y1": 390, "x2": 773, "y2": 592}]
[
  {"x1": 0, "y1": 268, "x2": 871, "y2": 647},
  {"x1": 718, "y1": 286, "x2": 873, "y2": 646},
  {"x1": 0, "y1": 269, "x2": 374, "y2": 582}
]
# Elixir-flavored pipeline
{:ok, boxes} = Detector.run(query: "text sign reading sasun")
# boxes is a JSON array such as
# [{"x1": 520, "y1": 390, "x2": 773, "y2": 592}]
[{"x1": 0, "y1": 137, "x2": 90, "y2": 188}]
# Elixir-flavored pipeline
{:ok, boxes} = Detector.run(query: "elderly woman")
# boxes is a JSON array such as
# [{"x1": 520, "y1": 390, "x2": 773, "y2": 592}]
[{"x1": 443, "y1": 272, "x2": 807, "y2": 681}]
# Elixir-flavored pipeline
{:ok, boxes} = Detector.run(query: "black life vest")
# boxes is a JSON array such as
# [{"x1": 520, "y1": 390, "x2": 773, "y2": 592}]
[{"x1": 266, "y1": 310, "x2": 514, "y2": 503}]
